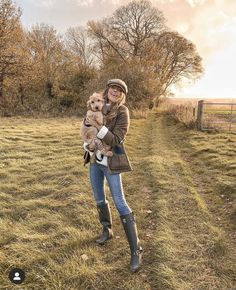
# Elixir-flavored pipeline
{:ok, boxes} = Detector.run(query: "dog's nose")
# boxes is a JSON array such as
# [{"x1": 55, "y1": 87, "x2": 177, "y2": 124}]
[{"x1": 95, "y1": 106, "x2": 99, "y2": 110}]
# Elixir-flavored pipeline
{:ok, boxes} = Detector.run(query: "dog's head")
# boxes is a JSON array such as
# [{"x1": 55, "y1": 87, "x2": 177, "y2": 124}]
[{"x1": 87, "y1": 92, "x2": 104, "y2": 112}]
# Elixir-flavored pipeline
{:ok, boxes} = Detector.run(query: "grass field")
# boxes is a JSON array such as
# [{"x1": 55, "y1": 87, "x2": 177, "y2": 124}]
[{"x1": 0, "y1": 113, "x2": 236, "y2": 289}]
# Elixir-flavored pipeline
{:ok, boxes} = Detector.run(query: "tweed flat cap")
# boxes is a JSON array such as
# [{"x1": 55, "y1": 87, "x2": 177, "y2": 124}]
[{"x1": 107, "y1": 79, "x2": 128, "y2": 95}]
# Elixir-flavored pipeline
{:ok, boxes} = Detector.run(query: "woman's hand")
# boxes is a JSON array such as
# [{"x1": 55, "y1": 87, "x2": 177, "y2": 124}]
[
  {"x1": 88, "y1": 139, "x2": 96, "y2": 151},
  {"x1": 85, "y1": 115, "x2": 92, "y2": 125}
]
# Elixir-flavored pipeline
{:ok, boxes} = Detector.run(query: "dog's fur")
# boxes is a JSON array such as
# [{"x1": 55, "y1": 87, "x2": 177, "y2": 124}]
[{"x1": 80, "y1": 92, "x2": 113, "y2": 157}]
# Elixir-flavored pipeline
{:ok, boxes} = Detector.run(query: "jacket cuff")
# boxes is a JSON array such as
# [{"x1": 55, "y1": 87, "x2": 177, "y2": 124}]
[
  {"x1": 83, "y1": 142, "x2": 94, "y2": 152},
  {"x1": 97, "y1": 126, "x2": 109, "y2": 139}
]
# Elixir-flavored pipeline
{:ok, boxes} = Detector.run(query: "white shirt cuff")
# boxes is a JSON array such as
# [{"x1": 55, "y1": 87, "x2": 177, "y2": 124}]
[
  {"x1": 83, "y1": 142, "x2": 90, "y2": 151},
  {"x1": 97, "y1": 126, "x2": 109, "y2": 139},
  {"x1": 83, "y1": 142, "x2": 94, "y2": 156}
]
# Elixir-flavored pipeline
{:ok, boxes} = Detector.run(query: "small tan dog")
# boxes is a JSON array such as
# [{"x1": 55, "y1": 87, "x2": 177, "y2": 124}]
[{"x1": 80, "y1": 92, "x2": 113, "y2": 157}]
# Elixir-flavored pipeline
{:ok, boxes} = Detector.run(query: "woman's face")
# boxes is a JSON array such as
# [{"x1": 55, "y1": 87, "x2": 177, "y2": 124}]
[{"x1": 107, "y1": 85, "x2": 123, "y2": 104}]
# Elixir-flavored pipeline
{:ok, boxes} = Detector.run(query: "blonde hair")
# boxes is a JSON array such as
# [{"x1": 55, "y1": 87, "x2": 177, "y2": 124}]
[{"x1": 102, "y1": 88, "x2": 126, "y2": 121}]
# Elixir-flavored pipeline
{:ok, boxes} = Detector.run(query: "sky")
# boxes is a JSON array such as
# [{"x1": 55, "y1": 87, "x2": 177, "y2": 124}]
[{"x1": 15, "y1": 0, "x2": 236, "y2": 99}]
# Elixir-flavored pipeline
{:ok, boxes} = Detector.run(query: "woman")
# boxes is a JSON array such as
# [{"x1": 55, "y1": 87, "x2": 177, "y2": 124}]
[{"x1": 83, "y1": 79, "x2": 142, "y2": 273}]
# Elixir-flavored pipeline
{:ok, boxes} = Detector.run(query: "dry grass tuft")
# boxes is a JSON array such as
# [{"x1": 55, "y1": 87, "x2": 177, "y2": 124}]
[{"x1": 130, "y1": 108, "x2": 149, "y2": 119}]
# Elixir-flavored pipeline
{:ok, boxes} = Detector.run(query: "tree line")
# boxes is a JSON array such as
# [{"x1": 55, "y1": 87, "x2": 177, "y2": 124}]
[{"x1": 0, "y1": 0, "x2": 203, "y2": 116}]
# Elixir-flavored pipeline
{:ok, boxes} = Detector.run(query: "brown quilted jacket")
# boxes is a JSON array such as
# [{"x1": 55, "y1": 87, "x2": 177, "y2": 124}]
[{"x1": 91, "y1": 104, "x2": 133, "y2": 174}]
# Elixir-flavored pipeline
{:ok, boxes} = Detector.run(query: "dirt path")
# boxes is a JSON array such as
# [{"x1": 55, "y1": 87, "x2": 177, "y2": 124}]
[{"x1": 127, "y1": 112, "x2": 236, "y2": 290}]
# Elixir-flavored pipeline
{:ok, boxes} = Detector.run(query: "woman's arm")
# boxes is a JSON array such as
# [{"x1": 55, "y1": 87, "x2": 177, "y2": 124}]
[{"x1": 96, "y1": 106, "x2": 130, "y2": 148}]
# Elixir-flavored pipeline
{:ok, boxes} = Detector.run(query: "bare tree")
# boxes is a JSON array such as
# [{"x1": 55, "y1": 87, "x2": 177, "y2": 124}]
[
  {"x1": 110, "y1": 0, "x2": 165, "y2": 57},
  {"x1": 64, "y1": 26, "x2": 95, "y2": 67},
  {"x1": 87, "y1": 20, "x2": 125, "y2": 64},
  {"x1": 147, "y1": 31, "x2": 203, "y2": 100},
  {"x1": 87, "y1": 0, "x2": 166, "y2": 62},
  {"x1": 87, "y1": 0, "x2": 203, "y2": 107}
]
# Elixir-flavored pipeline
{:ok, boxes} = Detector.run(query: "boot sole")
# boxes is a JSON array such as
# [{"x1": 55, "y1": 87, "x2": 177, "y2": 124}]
[
  {"x1": 95, "y1": 236, "x2": 113, "y2": 245},
  {"x1": 131, "y1": 265, "x2": 142, "y2": 273}
]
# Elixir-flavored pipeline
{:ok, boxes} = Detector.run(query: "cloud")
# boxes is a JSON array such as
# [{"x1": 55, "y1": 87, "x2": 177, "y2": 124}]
[
  {"x1": 185, "y1": 0, "x2": 206, "y2": 7},
  {"x1": 74, "y1": 0, "x2": 124, "y2": 7},
  {"x1": 76, "y1": 0, "x2": 94, "y2": 6},
  {"x1": 146, "y1": 0, "x2": 236, "y2": 97},
  {"x1": 30, "y1": 0, "x2": 57, "y2": 8},
  {"x1": 147, "y1": 0, "x2": 236, "y2": 64}
]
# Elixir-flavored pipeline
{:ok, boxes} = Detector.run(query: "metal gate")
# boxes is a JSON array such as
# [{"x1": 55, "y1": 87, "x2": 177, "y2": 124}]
[{"x1": 196, "y1": 100, "x2": 236, "y2": 132}]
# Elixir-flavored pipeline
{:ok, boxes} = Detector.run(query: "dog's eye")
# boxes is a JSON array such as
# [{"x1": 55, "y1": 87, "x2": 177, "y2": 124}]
[
  {"x1": 91, "y1": 101, "x2": 94, "y2": 104},
  {"x1": 97, "y1": 100, "x2": 100, "y2": 102}
]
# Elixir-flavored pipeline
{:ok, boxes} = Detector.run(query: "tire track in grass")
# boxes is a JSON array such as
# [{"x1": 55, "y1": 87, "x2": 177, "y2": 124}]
[
  {"x1": 127, "y1": 112, "x2": 235, "y2": 290},
  {"x1": 162, "y1": 114, "x2": 236, "y2": 289}
]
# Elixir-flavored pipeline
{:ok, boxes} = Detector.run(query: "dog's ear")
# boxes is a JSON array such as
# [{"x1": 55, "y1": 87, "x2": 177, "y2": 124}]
[{"x1": 87, "y1": 100, "x2": 91, "y2": 109}]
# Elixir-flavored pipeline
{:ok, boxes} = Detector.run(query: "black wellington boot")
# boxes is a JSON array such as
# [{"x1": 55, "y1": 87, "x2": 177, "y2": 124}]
[
  {"x1": 120, "y1": 212, "x2": 143, "y2": 273},
  {"x1": 96, "y1": 203, "x2": 113, "y2": 245}
]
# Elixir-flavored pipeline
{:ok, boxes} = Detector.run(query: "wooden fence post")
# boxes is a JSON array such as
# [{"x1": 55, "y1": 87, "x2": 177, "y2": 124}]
[{"x1": 196, "y1": 100, "x2": 204, "y2": 130}]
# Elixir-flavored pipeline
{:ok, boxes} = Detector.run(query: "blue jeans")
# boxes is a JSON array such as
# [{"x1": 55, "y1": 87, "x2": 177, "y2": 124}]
[{"x1": 89, "y1": 162, "x2": 132, "y2": 215}]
